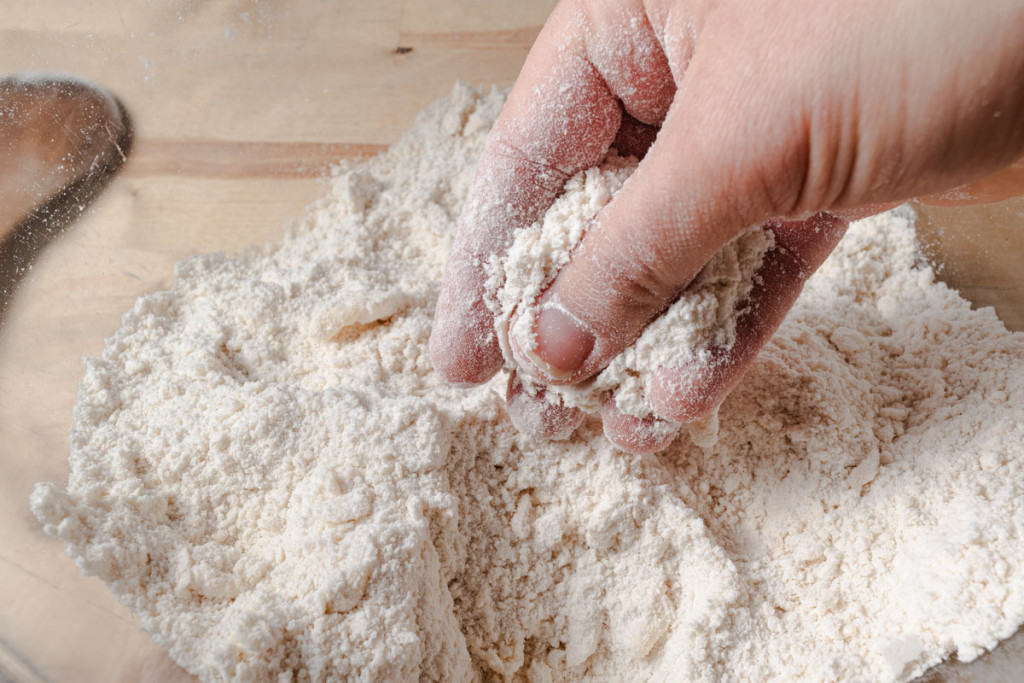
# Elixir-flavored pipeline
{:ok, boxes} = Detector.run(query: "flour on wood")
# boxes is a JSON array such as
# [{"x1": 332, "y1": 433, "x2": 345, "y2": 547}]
[{"x1": 32, "y1": 84, "x2": 1024, "y2": 682}]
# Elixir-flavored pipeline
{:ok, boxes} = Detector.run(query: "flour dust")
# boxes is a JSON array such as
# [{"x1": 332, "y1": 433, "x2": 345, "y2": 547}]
[{"x1": 32, "y1": 84, "x2": 1024, "y2": 682}]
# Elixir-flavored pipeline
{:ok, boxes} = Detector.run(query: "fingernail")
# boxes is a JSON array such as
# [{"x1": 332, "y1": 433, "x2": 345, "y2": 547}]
[{"x1": 513, "y1": 302, "x2": 594, "y2": 379}]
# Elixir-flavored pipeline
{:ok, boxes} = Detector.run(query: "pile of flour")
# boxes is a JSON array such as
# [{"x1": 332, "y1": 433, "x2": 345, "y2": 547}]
[
  {"x1": 486, "y1": 153, "x2": 773, "y2": 419},
  {"x1": 31, "y1": 84, "x2": 1024, "y2": 681}
]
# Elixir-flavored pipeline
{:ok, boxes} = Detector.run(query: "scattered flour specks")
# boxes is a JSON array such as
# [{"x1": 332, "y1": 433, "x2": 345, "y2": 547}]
[{"x1": 31, "y1": 84, "x2": 1024, "y2": 682}]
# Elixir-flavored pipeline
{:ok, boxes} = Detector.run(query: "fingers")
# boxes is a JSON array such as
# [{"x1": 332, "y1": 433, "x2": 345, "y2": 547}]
[
  {"x1": 602, "y1": 213, "x2": 846, "y2": 454},
  {"x1": 497, "y1": 0, "x2": 1024, "y2": 390},
  {"x1": 505, "y1": 373, "x2": 584, "y2": 441},
  {"x1": 649, "y1": 213, "x2": 848, "y2": 423},
  {"x1": 508, "y1": 73, "x2": 789, "y2": 386},
  {"x1": 524, "y1": 213, "x2": 846, "y2": 455},
  {"x1": 430, "y1": 0, "x2": 684, "y2": 386},
  {"x1": 600, "y1": 398, "x2": 678, "y2": 454},
  {"x1": 430, "y1": 2, "x2": 623, "y2": 384},
  {"x1": 581, "y1": 0, "x2": 675, "y2": 126}
]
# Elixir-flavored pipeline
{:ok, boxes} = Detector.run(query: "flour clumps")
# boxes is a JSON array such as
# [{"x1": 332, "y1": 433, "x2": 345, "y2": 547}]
[
  {"x1": 486, "y1": 154, "x2": 773, "y2": 421},
  {"x1": 31, "y1": 84, "x2": 1024, "y2": 682}
]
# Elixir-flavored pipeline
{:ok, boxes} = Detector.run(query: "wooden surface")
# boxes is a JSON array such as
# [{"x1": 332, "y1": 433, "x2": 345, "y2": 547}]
[
  {"x1": 0, "y1": 2, "x2": 1021, "y2": 682},
  {"x1": 0, "y1": 2, "x2": 551, "y2": 680}
]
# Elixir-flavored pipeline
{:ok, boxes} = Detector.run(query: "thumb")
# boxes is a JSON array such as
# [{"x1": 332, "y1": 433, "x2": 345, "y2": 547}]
[{"x1": 510, "y1": 79, "x2": 798, "y2": 384}]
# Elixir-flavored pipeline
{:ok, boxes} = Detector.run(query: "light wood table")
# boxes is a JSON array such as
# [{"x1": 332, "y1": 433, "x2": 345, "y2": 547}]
[{"x1": 0, "y1": 2, "x2": 1020, "y2": 681}]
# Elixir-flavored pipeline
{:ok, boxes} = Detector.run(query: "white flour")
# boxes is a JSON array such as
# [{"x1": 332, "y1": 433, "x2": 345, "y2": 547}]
[
  {"x1": 485, "y1": 152, "x2": 774, "y2": 422},
  {"x1": 31, "y1": 84, "x2": 1024, "y2": 682}
]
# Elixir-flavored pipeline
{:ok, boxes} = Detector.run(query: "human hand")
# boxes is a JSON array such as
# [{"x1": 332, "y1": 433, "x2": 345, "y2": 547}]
[{"x1": 430, "y1": 0, "x2": 1024, "y2": 452}]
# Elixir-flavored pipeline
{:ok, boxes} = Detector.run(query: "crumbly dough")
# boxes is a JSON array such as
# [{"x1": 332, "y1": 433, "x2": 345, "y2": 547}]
[
  {"x1": 485, "y1": 151, "x2": 773, "y2": 423},
  {"x1": 32, "y1": 84, "x2": 1024, "y2": 682}
]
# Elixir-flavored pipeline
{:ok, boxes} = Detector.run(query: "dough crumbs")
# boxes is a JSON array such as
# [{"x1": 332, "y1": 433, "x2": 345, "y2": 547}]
[
  {"x1": 485, "y1": 152, "x2": 774, "y2": 424},
  {"x1": 31, "y1": 84, "x2": 1024, "y2": 682}
]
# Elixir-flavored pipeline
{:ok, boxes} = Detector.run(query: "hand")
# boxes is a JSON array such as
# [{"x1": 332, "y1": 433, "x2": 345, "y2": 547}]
[{"x1": 430, "y1": 0, "x2": 1024, "y2": 452}]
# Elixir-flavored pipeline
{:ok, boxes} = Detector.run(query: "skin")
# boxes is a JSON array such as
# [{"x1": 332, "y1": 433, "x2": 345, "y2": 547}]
[{"x1": 431, "y1": 0, "x2": 1024, "y2": 453}]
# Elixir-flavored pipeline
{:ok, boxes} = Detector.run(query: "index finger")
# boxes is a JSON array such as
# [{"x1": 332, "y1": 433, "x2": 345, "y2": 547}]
[{"x1": 429, "y1": 2, "x2": 622, "y2": 384}]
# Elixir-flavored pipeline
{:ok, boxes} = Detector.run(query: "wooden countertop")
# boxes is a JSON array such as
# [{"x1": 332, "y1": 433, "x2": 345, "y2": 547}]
[{"x1": 0, "y1": 2, "x2": 1020, "y2": 681}]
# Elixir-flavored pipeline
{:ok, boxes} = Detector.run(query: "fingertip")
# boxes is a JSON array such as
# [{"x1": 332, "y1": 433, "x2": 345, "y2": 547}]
[
  {"x1": 600, "y1": 398, "x2": 679, "y2": 454},
  {"x1": 648, "y1": 212, "x2": 849, "y2": 422},
  {"x1": 506, "y1": 373, "x2": 584, "y2": 441},
  {"x1": 509, "y1": 301, "x2": 595, "y2": 385},
  {"x1": 428, "y1": 322, "x2": 502, "y2": 385},
  {"x1": 649, "y1": 356, "x2": 730, "y2": 423},
  {"x1": 429, "y1": 282, "x2": 503, "y2": 384}
]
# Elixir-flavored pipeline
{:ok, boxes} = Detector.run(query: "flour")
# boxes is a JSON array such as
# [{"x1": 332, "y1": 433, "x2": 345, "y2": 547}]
[
  {"x1": 30, "y1": 84, "x2": 1024, "y2": 682},
  {"x1": 485, "y1": 154, "x2": 773, "y2": 422}
]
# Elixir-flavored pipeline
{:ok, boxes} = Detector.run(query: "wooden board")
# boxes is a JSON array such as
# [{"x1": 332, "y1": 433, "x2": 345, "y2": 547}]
[
  {"x1": 0, "y1": 2, "x2": 549, "y2": 680},
  {"x1": 0, "y1": 2, "x2": 1020, "y2": 681}
]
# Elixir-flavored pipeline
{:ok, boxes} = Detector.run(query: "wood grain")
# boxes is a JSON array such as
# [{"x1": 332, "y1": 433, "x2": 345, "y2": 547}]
[
  {"x1": 0, "y1": 1, "x2": 1021, "y2": 682},
  {"x1": 913, "y1": 198, "x2": 1024, "y2": 331},
  {"x1": 0, "y1": 2, "x2": 545, "y2": 681},
  {"x1": 124, "y1": 139, "x2": 386, "y2": 178}
]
